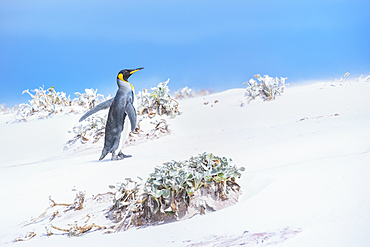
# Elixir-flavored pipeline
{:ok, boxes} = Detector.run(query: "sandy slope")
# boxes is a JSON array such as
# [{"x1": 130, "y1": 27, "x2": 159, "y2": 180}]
[{"x1": 0, "y1": 81, "x2": 369, "y2": 246}]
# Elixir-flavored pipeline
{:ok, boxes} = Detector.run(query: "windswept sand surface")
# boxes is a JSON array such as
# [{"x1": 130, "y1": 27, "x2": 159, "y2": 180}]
[{"x1": 1, "y1": 82, "x2": 369, "y2": 246}]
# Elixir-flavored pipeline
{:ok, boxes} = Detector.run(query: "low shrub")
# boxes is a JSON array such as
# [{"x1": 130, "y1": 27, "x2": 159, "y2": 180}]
[
  {"x1": 0, "y1": 104, "x2": 12, "y2": 115},
  {"x1": 11, "y1": 86, "x2": 108, "y2": 122},
  {"x1": 137, "y1": 79, "x2": 181, "y2": 118},
  {"x1": 108, "y1": 153, "x2": 244, "y2": 231},
  {"x1": 173, "y1": 86, "x2": 195, "y2": 99},
  {"x1": 243, "y1": 74, "x2": 286, "y2": 102}
]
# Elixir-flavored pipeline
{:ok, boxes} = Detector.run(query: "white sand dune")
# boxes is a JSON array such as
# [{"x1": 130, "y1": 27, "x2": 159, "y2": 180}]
[{"x1": 1, "y1": 81, "x2": 369, "y2": 246}]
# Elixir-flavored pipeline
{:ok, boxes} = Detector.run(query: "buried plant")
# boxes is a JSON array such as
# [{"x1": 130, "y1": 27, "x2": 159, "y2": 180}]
[
  {"x1": 19, "y1": 192, "x2": 110, "y2": 241},
  {"x1": 12, "y1": 86, "x2": 108, "y2": 122},
  {"x1": 13, "y1": 86, "x2": 72, "y2": 121},
  {"x1": 123, "y1": 119, "x2": 171, "y2": 148},
  {"x1": 136, "y1": 79, "x2": 181, "y2": 118},
  {"x1": 64, "y1": 113, "x2": 107, "y2": 149},
  {"x1": 0, "y1": 103, "x2": 12, "y2": 115},
  {"x1": 243, "y1": 74, "x2": 287, "y2": 103},
  {"x1": 173, "y1": 86, "x2": 195, "y2": 99},
  {"x1": 332, "y1": 72, "x2": 370, "y2": 85},
  {"x1": 108, "y1": 153, "x2": 245, "y2": 232}
]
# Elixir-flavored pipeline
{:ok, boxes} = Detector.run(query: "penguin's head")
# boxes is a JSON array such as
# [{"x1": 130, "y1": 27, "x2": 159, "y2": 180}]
[{"x1": 117, "y1": 67, "x2": 144, "y2": 82}]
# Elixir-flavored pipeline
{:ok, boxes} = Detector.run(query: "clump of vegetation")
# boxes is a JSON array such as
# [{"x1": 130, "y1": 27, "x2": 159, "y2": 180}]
[
  {"x1": 357, "y1": 74, "x2": 370, "y2": 82},
  {"x1": 20, "y1": 192, "x2": 111, "y2": 240},
  {"x1": 196, "y1": 88, "x2": 214, "y2": 96},
  {"x1": 64, "y1": 113, "x2": 107, "y2": 150},
  {"x1": 13, "y1": 86, "x2": 71, "y2": 121},
  {"x1": 332, "y1": 72, "x2": 370, "y2": 86},
  {"x1": 11, "y1": 86, "x2": 108, "y2": 122},
  {"x1": 24, "y1": 192, "x2": 86, "y2": 228},
  {"x1": 0, "y1": 104, "x2": 12, "y2": 115},
  {"x1": 333, "y1": 72, "x2": 350, "y2": 83},
  {"x1": 108, "y1": 153, "x2": 244, "y2": 232},
  {"x1": 173, "y1": 86, "x2": 195, "y2": 99},
  {"x1": 136, "y1": 79, "x2": 181, "y2": 118},
  {"x1": 73, "y1": 88, "x2": 108, "y2": 109},
  {"x1": 243, "y1": 74, "x2": 286, "y2": 103},
  {"x1": 124, "y1": 119, "x2": 171, "y2": 148}
]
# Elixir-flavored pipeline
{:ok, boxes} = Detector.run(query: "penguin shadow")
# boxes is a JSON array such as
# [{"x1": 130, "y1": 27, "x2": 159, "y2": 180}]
[{"x1": 91, "y1": 154, "x2": 133, "y2": 163}]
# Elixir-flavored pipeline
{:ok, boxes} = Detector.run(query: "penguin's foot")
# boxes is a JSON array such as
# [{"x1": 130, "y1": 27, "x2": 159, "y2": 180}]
[
  {"x1": 118, "y1": 151, "x2": 132, "y2": 159},
  {"x1": 111, "y1": 154, "x2": 119, "y2": 161},
  {"x1": 111, "y1": 151, "x2": 132, "y2": 161}
]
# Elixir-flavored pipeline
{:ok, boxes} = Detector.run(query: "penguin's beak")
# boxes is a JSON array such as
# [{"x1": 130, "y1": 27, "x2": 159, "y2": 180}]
[{"x1": 129, "y1": 67, "x2": 144, "y2": 75}]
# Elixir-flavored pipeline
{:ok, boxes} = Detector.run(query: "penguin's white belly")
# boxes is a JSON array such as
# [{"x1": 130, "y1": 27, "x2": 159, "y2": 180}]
[{"x1": 117, "y1": 117, "x2": 130, "y2": 152}]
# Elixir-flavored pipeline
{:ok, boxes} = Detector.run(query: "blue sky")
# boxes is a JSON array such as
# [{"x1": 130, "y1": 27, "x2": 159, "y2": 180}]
[{"x1": 1, "y1": 0, "x2": 369, "y2": 106}]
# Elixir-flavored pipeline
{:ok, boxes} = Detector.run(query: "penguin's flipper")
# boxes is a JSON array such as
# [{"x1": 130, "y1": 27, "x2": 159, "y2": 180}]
[
  {"x1": 126, "y1": 101, "x2": 137, "y2": 132},
  {"x1": 79, "y1": 98, "x2": 114, "y2": 122}
]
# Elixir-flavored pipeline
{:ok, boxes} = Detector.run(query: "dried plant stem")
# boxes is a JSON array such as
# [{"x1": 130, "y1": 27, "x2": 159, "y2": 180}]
[
  {"x1": 84, "y1": 214, "x2": 91, "y2": 224},
  {"x1": 51, "y1": 225, "x2": 70, "y2": 233},
  {"x1": 93, "y1": 192, "x2": 114, "y2": 200},
  {"x1": 24, "y1": 195, "x2": 82, "y2": 227},
  {"x1": 24, "y1": 206, "x2": 53, "y2": 227},
  {"x1": 115, "y1": 199, "x2": 139, "y2": 232},
  {"x1": 80, "y1": 224, "x2": 106, "y2": 233},
  {"x1": 13, "y1": 232, "x2": 36, "y2": 242},
  {"x1": 74, "y1": 192, "x2": 85, "y2": 211},
  {"x1": 115, "y1": 208, "x2": 131, "y2": 233},
  {"x1": 51, "y1": 224, "x2": 106, "y2": 236}
]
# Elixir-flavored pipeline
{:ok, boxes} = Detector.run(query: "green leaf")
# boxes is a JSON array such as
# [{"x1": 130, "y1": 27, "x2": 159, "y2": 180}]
[
  {"x1": 152, "y1": 180, "x2": 162, "y2": 186},
  {"x1": 187, "y1": 188, "x2": 194, "y2": 196},
  {"x1": 151, "y1": 189, "x2": 163, "y2": 198},
  {"x1": 210, "y1": 169, "x2": 218, "y2": 175},
  {"x1": 162, "y1": 189, "x2": 171, "y2": 198}
]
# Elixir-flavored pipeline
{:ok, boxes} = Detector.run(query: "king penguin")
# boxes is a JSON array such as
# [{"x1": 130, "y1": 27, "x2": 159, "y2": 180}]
[{"x1": 79, "y1": 67, "x2": 143, "y2": 161}]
